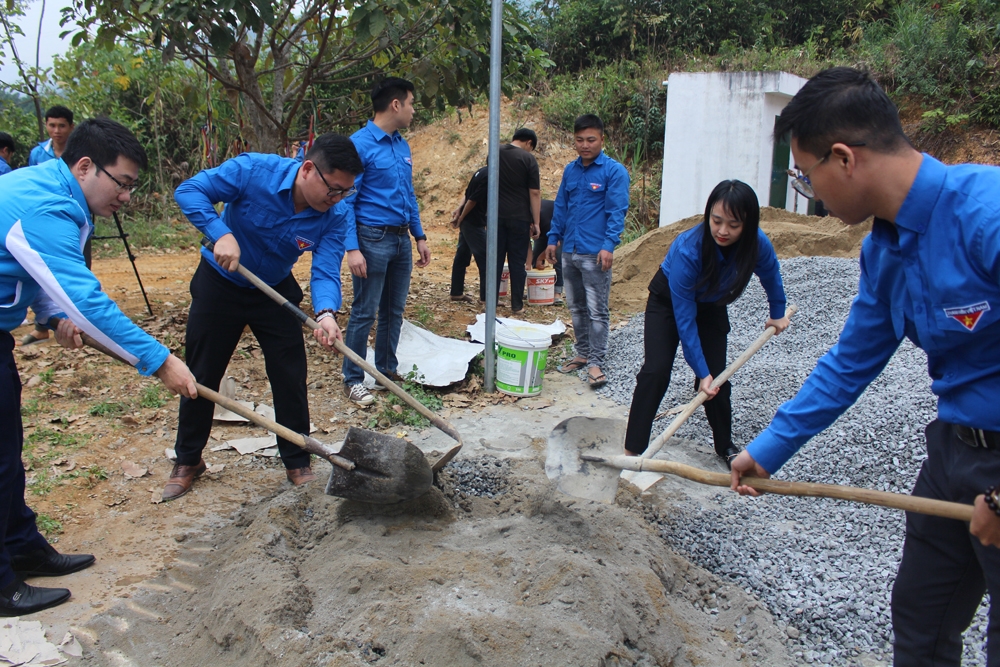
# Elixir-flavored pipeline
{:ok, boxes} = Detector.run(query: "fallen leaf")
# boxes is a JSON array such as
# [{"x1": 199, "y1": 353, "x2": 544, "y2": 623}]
[
  {"x1": 150, "y1": 490, "x2": 163, "y2": 504},
  {"x1": 121, "y1": 416, "x2": 139, "y2": 426},
  {"x1": 392, "y1": 404, "x2": 404, "y2": 414},
  {"x1": 121, "y1": 461, "x2": 148, "y2": 478},
  {"x1": 207, "y1": 463, "x2": 225, "y2": 474}
]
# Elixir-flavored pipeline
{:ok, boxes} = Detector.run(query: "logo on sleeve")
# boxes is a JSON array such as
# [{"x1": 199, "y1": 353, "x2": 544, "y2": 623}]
[
  {"x1": 943, "y1": 301, "x2": 990, "y2": 331},
  {"x1": 295, "y1": 236, "x2": 314, "y2": 251},
  {"x1": 404, "y1": 157, "x2": 412, "y2": 165}
]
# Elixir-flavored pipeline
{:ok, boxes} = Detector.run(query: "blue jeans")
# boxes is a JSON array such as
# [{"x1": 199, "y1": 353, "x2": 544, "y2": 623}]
[
  {"x1": 342, "y1": 225, "x2": 413, "y2": 385},
  {"x1": 563, "y1": 252, "x2": 612, "y2": 368}
]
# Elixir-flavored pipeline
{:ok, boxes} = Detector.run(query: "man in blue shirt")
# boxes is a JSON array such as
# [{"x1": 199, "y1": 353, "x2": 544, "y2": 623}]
[
  {"x1": 729, "y1": 68, "x2": 1000, "y2": 665},
  {"x1": 342, "y1": 78, "x2": 430, "y2": 406},
  {"x1": 0, "y1": 118, "x2": 197, "y2": 616},
  {"x1": 28, "y1": 106, "x2": 73, "y2": 166},
  {"x1": 545, "y1": 114, "x2": 629, "y2": 389},
  {"x1": 170, "y1": 133, "x2": 362, "y2": 500},
  {"x1": 0, "y1": 133, "x2": 14, "y2": 176}
]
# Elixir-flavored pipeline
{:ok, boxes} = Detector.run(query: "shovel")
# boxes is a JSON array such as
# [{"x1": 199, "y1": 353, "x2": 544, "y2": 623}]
[
  {"x1": 64, "y1": 323, "x2": 433, "y2": 504},
  {"x1": 199, "y1": 239, "x2": 464, "y2": 473},
  {"x1": 545, "y1": 416, "x2": 974, "y2": 521},
  {"x1": 623, "y1": 304, "x2": 797, "y2": 492}
]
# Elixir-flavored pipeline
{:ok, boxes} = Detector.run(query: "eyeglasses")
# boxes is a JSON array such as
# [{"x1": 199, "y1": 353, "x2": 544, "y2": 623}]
[
  {"x1": 316, "y1": 169, "x2": 356, "y2": 200},
  {"x1": 96, "y1": 163, "x2": 140, "y2": 194},
  {"x1": 786, "y1": 142, "x2": 866, "y2": 199}
]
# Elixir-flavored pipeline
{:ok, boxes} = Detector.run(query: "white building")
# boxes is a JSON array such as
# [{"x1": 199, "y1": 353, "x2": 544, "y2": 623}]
[{"x1": 659, "y1": 71, "x2": 810, "y2": 226}]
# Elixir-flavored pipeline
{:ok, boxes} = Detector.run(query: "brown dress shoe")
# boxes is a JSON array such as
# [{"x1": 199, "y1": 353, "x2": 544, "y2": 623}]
[
  {"x1": 286, "y1": 467, "x2": 317, "y2": 486},
  {"x1": 161, "y1": 459, "x2": 207, "y2": 501}
]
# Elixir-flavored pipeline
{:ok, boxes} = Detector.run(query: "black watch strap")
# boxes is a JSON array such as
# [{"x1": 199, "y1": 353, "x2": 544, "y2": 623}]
[{"x1": 414, "y1": 234, "x2": 427, "y2": 242}]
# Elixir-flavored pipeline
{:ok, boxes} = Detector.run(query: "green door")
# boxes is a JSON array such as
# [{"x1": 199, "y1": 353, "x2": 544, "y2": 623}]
[{"x1": 769, "y1": 116, "x2": 790, "y2": 209}]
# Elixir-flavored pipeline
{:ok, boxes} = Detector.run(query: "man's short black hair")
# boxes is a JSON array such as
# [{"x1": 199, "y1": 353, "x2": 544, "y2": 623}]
[
  {"x1": 512, "y1": 128, "x2": 538, "y2": 150},
  {"x1": 774, "y1": 67, "x2": 911, "y2": 156},
  {"x1": 371, "y1": 77, "x2": 415, "y2": 115},
  {"x1": 305, "y1": 133, "x2": 364, "y2": 175},
  {"x1": 0, "y1": 132, "x2": 14, "y2": 153},
  {"x1": 573, "y1": 114, "x2": 604, "y2": 135},
  {"x1": 45, "y1": 105, "x2": 74, "y2": 125},
  {"x1": 61, "y1": 117, "x2": 148, "y2": 170}
]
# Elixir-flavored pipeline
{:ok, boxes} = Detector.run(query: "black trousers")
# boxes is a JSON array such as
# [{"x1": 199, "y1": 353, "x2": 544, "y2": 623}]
[
  {"x1": 174, "y1": 260, "x2": 310, "y2": 470},
  {"x1": 497, "y1": 217, "x2": 531, "y2": 311},
  {"x1": 0, "y1": 332, "x2": 48, "y2": 591},
  {"x1": 624, "y1": 270, "x2": 732, "y2": 455},
  {"x1": 449, "y1": 221, "x2": 487, "y2": 300},
  {"x1": 891, "y1": 419, "x2": 1000, "y2": 666}
]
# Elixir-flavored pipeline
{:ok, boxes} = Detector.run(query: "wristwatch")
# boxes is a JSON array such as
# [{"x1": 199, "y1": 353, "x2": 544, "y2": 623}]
[{"x1": 414, "y1": 234, "x2": 427, "y2": 242}]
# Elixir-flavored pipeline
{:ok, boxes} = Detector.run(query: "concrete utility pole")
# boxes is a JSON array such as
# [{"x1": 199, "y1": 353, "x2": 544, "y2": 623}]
[{"x1": 483, "y1": 0, "x2": 502, "y2": 392}]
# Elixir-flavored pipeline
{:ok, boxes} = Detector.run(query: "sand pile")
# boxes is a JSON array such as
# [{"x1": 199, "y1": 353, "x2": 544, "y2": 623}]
[
  {"x1": 78, "y1": 458, "x2": 792, "y2": 666},
  {"x1": 611, "y1": 208, "x2": 873, "y2": 313}
]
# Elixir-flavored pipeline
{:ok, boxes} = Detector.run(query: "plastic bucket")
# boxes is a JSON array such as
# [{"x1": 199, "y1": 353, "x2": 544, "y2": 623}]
[
  {"x1": 526, "y1": 268, "x2": 557, "y2": 306},
  {"x1": 498, "y1": 263, "x2": 509, "y2": 298},
  {"x1": 495, "y1": 325, "x2": 550, "y2": 397}
]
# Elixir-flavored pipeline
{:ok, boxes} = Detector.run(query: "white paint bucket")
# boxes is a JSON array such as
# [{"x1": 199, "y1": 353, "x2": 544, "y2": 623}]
[
  {"x1": 495, "y1": 325, "x2": 550, "y2": 397},
  {"x1": 498, "y1": 263, "x2": 509, "y2": 298},
  {"x1": 526, "y1": 268, "x2": 557, "y2": 306}
]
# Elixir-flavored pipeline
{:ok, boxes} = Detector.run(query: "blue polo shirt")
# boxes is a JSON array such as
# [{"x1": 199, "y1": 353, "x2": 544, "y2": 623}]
[
  {"x1": 28, "y1": 139, "x2": 56, "y2": 166},
  {"x1": 0, "y1": 159, "x2": 168, "y2": 374},
  {"x1": 344, "y1": 120, "x2": 423, "y2": 251},
  {"x1": 662, "y1": 227, "x2": 786, "y2": 379},
  {"x1": 547, "y1": 151, "x2": 629, "y2": 254},
  {"x1": 174, "y1": 152, "x2": 350, "y2": 312},
  {"x1": 747, "y1": 154, "x2": 1000, "y2": 474},
  {"x1": 0, "y1": 155, "x2": 11, "y2": 176}
]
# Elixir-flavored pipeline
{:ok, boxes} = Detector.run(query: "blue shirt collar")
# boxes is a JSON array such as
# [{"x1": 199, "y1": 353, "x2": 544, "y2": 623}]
[
  {"x1": 278, "y1": 158, "x2": 299, "y2": 195},
  {"x1": 895, "y1": 153, "x2": 944, "y2": 235},
  {"x1": 574, "y1": 150, "x2": 606, "y2": 169},
  {"x1": 0, "y1": 155, "x2": 7, "y2": 167},
  {"x1": 54, "y1": 158, "x2": 93, "y2": 225},
  {"x1": 364, "y1": 119, "x2": 398, "y2": 143}
]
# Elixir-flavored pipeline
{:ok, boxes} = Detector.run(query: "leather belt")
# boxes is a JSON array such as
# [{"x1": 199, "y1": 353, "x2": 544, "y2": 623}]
[
  {"x1": 955, "y1": 425, "x2": 1000, "y2": 450},
  {"x1": 360, "y1": 223, "x2": 409, "y2": 234}
]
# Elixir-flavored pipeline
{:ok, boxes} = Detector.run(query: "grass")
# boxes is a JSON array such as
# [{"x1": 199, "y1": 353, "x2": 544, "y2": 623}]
[
  {"x1": 414, "y1": 305, "x2": 433, "y2": 327},
  {"x1": 138, "y1": 385, "x2": 168, "y2": 409},
  {"x1": 21, "y1": 398, "x2": 49, "y2": 417},
  {"x1": 446, "y1": 130, "x2": 462, "y2": 145},
  {"x1": 367, "y1": 368, "x2": 444, "y2": 430},
  {"x1": 23, "y1": 428, "x2": 91, "y2": 496},
  {"x1": 89, "y1": 401, "x2": 128, "y2": 417},
  {"x1": 38, "y1": 368, "x2": 54, "y2": 385},
  {"x1": 35, "y1": 513, "x2": 63, "y2": 536},
  {"x1": 92, "y1": 197, "x2": 201, "y2": 258}
]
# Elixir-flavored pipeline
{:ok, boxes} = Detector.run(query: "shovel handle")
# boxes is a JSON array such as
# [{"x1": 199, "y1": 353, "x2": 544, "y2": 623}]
[
  {"x1": 633, "y1": 304, "x2": 798, "y2": 465},
  {"x1": 594, "y1": 455, "x2": 974, "y2": 522},
  {"x1": 67, "y1": 322, "x2": 354, "y2": 471},
  {"x1": 201, "y1": 238, "x2": 463, "y2": 471}
]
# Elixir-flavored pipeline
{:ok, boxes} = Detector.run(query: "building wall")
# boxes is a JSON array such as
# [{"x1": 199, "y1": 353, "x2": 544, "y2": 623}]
[{"x1": 659, "y1": 71, "x2": 808, "y2": 226}]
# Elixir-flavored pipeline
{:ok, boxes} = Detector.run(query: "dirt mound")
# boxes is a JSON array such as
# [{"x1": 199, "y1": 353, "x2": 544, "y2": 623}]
[
  {"x1": 610, "y1": 208, "x2": 873, "y2": 313},
  {"x1": 78, "y1": 458, "x2": 792, "y2": 666}
]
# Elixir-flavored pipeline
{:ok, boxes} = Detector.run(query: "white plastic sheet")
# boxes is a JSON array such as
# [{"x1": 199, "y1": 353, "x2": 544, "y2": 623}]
[{"x1": 363, "y1": 320, "x2": 484, "y2": 388}]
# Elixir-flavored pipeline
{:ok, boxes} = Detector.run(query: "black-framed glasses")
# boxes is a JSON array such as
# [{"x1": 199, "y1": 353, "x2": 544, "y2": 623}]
[
  {"x1": 96, "y1": 163, "x2": 140, "y2": 194},
  {"x1": 786, "y1": 142, "x2": 866, "y2": 199},
  {"x1": 316, "y1": 169, "x2": 357, "y2": 200}
]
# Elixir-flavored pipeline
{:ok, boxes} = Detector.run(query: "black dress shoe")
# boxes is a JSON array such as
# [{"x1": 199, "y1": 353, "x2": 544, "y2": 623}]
[
  {"x1": 0, "y1": 581, "x2": 71, "y2": 617},
  {"x1": 719, "y1": 445, "x2": 741, "y2": 471},
  {"x1": 12, "y1": 545, "x2": 96, "y2": 578}
]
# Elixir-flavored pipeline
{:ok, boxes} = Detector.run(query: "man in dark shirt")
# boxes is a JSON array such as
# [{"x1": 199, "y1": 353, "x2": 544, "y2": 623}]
[
  {"x1": 449, "y1": 165, "x2": 488, "y2": 302},
  {"x1": 496, "y1": 128, "x2": 541, "y2": 313}
]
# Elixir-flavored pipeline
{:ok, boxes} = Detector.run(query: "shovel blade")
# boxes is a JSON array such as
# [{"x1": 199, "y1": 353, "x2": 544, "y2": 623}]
[
  {"x1": 545, "y1": 417, "x2": 627, "y2": 504},
  {"x1": 325, "y1": 427, "x2": 433, "y2": 504}
]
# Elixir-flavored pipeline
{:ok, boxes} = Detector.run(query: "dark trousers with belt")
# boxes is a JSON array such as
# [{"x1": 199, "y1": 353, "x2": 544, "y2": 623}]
[
  {"x1": 450, "y1": 221, "x2": 487, "y2": 300},
  {"x1": 891, "y1": 419, "x2": 1000, "y2": 666},
  {"x1": 0, "y1": 332, "x2": 49, "y2": 591},
  {"x1": 624, "y1": 270, "x2": 732, "y2": 456},
  {"x1": 174, "y1": 260, "x2": 311, "y2": 470},
  {"x1": 497, "y1": 217, "x2": 531, "y2": 311}
]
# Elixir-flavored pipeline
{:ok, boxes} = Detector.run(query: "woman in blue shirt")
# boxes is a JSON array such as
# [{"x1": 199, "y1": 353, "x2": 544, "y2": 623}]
[{"x1": 624, "y1": 180, "x2": 790, "y2": 467}]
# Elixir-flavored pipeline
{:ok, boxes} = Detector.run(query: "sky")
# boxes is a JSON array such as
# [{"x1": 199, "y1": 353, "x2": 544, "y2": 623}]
[{"x1": 0, "y1": 1, "x2": 73, "y2": 86}]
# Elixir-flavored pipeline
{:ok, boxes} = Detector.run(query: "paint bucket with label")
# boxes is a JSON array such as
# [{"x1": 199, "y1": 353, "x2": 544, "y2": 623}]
[
  {"x1": 526, "y1": 268, "x2": 557, "y2": 306},
  {"x1": 498, "y1": 263, "x2": 510, "y2": 298},
  {"x1": 495, "y1": 324, "x2": 549, "y2": 397}
]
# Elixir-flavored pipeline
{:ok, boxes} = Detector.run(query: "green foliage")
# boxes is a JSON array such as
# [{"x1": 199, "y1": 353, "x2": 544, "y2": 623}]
[
  {"x1": 38, "y1": 368, "x2": 54, "y2": 385},
  {"x1": 23, "y1": 428, "x2": 90, "y2": 495},
  {"x1": 89, "y1": 401, "x2": 128, "y2": 417},
  {"x1": 414, "y1": 305, "x2": 434, "y2": 327},
  {"x1": 35, "y1": 513, "x2": 63, "y2": 536},
  {"x1": 138, "y1": 385, "x2": 167, "y2": 409},
  {"x1": 367, "y1": 368, "x2": 443, "y2": 429},
  {"x1": 0, "y1": 91, "x2": 40, "y2": 167},
  {"x1": 20, "y1": 398, "x2": 49, "y2": 417}
]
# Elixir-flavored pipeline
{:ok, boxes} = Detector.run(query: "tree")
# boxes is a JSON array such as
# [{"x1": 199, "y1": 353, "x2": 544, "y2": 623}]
[
  {"x1": 64, "y1": 0, "x2": 548, "y2": 153},
  {"x1": 0, "y1": 0, "x2": 46, "y2": 138}
]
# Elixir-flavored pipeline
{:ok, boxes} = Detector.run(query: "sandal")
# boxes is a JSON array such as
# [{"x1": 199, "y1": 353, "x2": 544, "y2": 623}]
[
  {"x1": 557, "y1": 358, "x2": 587, "y2": 374},
  {"x1": 587, "y1": 368, "x2": 608, "y2": 389},
  {"x1": 19, "y1": 330, "x2": 49, "y2": 346}
]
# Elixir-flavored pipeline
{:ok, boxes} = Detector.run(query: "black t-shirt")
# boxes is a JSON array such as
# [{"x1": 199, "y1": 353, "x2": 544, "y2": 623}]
[
  {"x1": 497, "y1": 144, "x2": 540, "y2": 222},
  {"x1": 539, "y1": 199, "x2": 554, "y2": 237},
  {"x1": 464, "y1": 166, "x2": 488, "y2": 227}
]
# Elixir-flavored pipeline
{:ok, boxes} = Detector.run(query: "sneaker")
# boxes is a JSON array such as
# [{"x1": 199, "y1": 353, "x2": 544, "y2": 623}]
[{"x1": 344, "y1": 383, "x2": 375, "y2": 406}]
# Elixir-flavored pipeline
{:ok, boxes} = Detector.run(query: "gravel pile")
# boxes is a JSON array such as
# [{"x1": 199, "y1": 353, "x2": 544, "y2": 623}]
[
  {"x1": 600, "y1": 256, "x2": 989, "y2": 666},
  {"x1": 439, "y1": 455, "x2": 512, "y2": 498}
]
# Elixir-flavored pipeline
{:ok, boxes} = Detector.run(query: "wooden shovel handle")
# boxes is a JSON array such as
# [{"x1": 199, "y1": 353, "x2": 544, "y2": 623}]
[
  {"x1": 70, "y1": 325, "x2": 354, "y2": 471},
  {"x1": 597, "y1": 455, "x2": 974, "y2": 522},
  {"x1": 202, "y1": 241, "x2": 464, "y2": 471},
  {"x1": 638, "y1": 304, "x2": 798, "y2": 461}
]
